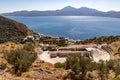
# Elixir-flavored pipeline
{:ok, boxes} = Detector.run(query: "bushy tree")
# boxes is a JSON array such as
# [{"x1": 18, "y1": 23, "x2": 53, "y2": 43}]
[
  {"x1": 106, "y1": 60, "x2": 115, "y2": 71},
  {"x1": 97, "y1": 60, "x2": 107, "y2": 79},
  {"x1": 114, "y1": 59, "x2": 120, "y2": 77},
  {"x1": 23, "y1": 43, "x2": 34, "y2": 51},
  {"x1": 64, "y1": 56, "x2": 92, "y2": 80},
  {"x1": 4, "y1": 44, "x2": 37, "y2": 76}
]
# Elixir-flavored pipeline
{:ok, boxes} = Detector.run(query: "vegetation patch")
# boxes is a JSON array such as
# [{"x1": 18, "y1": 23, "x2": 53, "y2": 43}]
[
  {"x1": 55, "y1": 56, "x2": 120, "y2": 80},
  {"x1": 77, "y1": 36, "x2": 120, "y2": 44},
  {"x1": 3, "y1": 43, "x2": 37, "y2": 76},
  {"x1": 39, "y1": 37, "x2": 68, "y2": 47}
]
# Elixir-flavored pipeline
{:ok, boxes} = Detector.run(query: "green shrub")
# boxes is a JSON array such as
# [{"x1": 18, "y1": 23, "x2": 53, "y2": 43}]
[
  {"x1": 64, "y1": 56, "x2": 92, "y2": 80},
  {"x1": 114, "y1": 59, "x2": 120, "y2": 76},
  {"x1": 23, "y1": 43, "x2": 34, "y2": 51},
  {"x1": 97, "y1": 60, "x2": 107, "y2": 79},
  {"x1": 112, "y1": 77, "x2": 120, "y2": 80},
  {"x1": 54, "y1": 62, "x2": 65, "y2": 68},
  {"x1": 0, "y1": 62, "x2": 6, "y2": 70},
  {"x1": 4, "y1": 47, "x2": 37, "y2": 76},
  {"x1": 106, "y1": 60, "x2": 115, "y2": 70}
]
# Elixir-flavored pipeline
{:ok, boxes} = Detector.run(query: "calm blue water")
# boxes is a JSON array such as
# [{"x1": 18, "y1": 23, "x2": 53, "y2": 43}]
[{"x1": 6, "y1": 16, "x2": 120, "y2": 40}]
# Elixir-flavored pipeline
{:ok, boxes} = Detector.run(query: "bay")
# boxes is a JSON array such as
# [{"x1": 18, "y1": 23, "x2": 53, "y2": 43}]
[{"x1": 6, "y1": 16, "x2": 120, "y2": 40}]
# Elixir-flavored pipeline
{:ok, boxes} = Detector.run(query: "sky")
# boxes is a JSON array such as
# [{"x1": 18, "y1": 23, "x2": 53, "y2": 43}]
[{"x1": 0, "y1": 0, "x2": 120, "y2": 13}]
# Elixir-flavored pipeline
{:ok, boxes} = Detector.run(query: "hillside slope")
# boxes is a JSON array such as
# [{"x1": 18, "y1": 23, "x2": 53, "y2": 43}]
[{"x1": 0, "y1": 16, "x2": 34, "y2": 43}]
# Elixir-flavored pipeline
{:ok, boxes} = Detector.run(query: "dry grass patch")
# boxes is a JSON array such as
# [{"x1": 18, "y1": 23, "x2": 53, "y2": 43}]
[
  {"x1": 0, "y1": 42, "x2": 23, "y2": 51},
  {"x1": 109, "y1": 41, "x2": 120, "y2": 55}
]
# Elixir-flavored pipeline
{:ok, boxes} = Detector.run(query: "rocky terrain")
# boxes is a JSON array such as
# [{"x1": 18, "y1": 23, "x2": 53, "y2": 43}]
[{"x1": 0, "y1": 16, "x2": 35, "y2": 43}]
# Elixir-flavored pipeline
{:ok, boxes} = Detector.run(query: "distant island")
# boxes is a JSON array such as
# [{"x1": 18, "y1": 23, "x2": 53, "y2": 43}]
[{"x1": 1, "y1": 6, "x2": 120, "y2": 18}]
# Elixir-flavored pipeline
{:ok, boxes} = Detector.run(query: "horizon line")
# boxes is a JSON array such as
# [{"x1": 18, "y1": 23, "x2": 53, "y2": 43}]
[{"x1": 1, "y1": 6, "x2": 119, "y2": 14}]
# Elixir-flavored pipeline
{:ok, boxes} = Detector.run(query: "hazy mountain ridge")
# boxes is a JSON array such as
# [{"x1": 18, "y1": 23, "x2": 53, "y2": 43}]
[{"x1": 1, "y1": 6, "x2": 120, "y2": 18}]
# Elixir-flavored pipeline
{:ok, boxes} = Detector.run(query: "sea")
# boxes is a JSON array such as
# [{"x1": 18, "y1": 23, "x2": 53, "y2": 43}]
[{"x1": 6, "y1": 16, "x2": 120, "y2": 40}]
